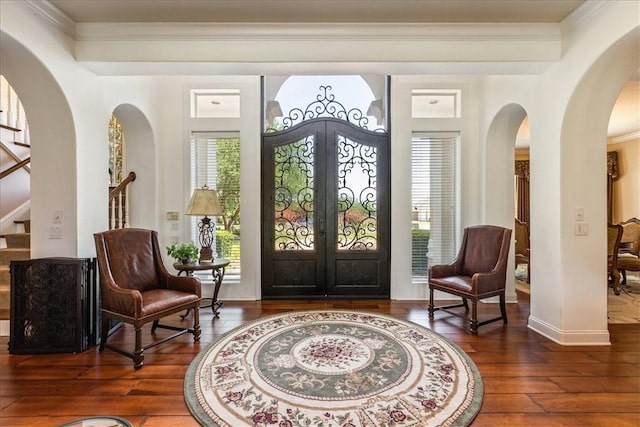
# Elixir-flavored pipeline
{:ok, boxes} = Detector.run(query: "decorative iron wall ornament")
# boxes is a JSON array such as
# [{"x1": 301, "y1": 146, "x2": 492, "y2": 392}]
[
  {"x1": 337, "y1": 136, "x2": 378, "y2": 250},
  {"x1": 274, "y1": 136, "x2": 315, "y2": 250},
  {"x1": 266, "y1": 86, "x2": 387, "y2": 133}
]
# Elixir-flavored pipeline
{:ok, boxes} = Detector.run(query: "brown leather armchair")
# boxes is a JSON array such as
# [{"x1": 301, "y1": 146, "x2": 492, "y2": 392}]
[
  {"x1": 607, "y1": 223, "x2": 623, "y2": 295},
  {"x1": 94, "y1": 228, "x2": 201, "y2": 369},
  {"x1": 428, "y1": 225, "x2": 511, "y2": 334},
  {"x1": 514, "y1": 218, "x2": 530, "y2": 283}
]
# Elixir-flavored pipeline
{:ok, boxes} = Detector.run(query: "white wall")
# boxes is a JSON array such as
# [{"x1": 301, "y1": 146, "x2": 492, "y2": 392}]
[
  {"x1": 1, "y1": 0, "x2": 638, "y2": 345},
  {"x1": 527, "y1": 3, "x2": 639, "y2": 344},
  {"x1": 1, "y1": 2, "x2": 107, "y2": 258}
]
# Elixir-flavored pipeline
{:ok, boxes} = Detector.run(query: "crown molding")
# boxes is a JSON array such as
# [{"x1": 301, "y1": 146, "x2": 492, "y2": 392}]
[
  {"x1": 561, "y1": 0, "x2": 608, "y2": 39},
  {"x1": 75, "y1": 22, "x2": 560, "y2": 42},
  {"x1": 25, "y1": 0, "x2": 76, "y2": 38},
  {"x1": 610, "y1": 130, "x2": 640, "y2": 144}
]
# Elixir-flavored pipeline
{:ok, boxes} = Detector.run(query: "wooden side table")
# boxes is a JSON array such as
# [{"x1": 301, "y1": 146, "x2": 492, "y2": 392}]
[{"x1": 173, "y1": 258, "x2": 230, "y2": 318}]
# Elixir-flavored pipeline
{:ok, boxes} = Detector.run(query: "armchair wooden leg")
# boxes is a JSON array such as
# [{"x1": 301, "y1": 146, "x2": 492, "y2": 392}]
[
  {"x1": 462, "y1": 297, "x2": 469, "y2": 311},
  {"x1": 428, "y1": 288, "x2": 435, "y2": 318},
  {"x1": 612, "y1": 269, "x2": 621, "y2": 295},
  {"x1": 133, "y1": 326, "x2": 144, "y2": 370},
  {"x1": 470, "y1": 301, "x2": 478, "y2": 334},
  {"x1": 192, "y1": 307, "x2": 201, "y2": 342},
  {"x1": 500, "y1": 293, "x2": 508, "y2": 324},
  {"x1": 99, "y1": 314, "x2": 109, "y2": 352}
]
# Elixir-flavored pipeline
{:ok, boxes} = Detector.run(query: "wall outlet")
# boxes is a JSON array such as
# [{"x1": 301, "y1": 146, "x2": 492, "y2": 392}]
[
  {"x1": 575, "y1": 222, "x2": 589, "y2": 236},
  {"x1": 49, "y1": 226, "x2": 62, "y2": 239}
]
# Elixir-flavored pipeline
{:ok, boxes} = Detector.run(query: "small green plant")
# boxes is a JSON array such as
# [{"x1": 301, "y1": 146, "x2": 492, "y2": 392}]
[{"x1": 166, "y1": 242, "x2": 199, "y2": 263}]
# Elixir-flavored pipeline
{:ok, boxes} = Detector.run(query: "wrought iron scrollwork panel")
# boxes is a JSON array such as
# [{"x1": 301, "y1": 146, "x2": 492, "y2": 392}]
[
  {"x1": 274, "y1": 136, "x2": 315, "y2": 251},
  {"x1": 337, "y1": 136, "x2": 378, "y2": 250},
  {"x1": 266, "y1": 86, "x2": 386, "y2": 133}
]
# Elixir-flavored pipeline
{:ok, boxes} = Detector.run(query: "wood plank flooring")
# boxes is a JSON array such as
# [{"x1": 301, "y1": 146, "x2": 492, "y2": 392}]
[{"x1": 1, "y1": 291, "x2": 639, "y2": 426}]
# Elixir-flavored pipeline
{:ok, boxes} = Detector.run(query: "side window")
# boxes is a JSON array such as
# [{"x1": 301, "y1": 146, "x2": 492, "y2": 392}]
[
  {"x1": 411, "y1": 134, "x2": 459, "y2": 281},
  {"x1": 190, "y1": 135, "x2": 241, "y2": 280}
]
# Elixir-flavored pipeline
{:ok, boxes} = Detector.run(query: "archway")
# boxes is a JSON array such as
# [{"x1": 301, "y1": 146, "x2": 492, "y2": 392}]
[
  {"x1": 485, "y1": 103, "x2": 528, "y2": 303},
  {"x1": 0, "y1": 31, "x2": 77, "y2": 258},
  {"x1": 560, "y1": 29, "x2": 640, "y2": 331},
  {"x1": 112, "y1": 104, "x2": 156, "y2": 230}
]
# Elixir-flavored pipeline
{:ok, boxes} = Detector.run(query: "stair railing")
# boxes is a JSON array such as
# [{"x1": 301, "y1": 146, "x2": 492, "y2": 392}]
[
  {"x1": 108, "y1": 171, "x2": 136, "y2": 230},
  {"x1": 0, "y1": 139, "x2": 31, "y2": 179}
]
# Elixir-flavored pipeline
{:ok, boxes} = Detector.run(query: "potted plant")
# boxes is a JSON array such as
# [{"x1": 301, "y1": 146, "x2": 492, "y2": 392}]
[{"x1": 166, "y1": 242, "x2": 199, "y2": 264}]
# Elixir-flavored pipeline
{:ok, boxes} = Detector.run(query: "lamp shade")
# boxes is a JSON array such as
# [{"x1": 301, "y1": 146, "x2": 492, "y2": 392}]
[{"x1": 185, "y1": 186, "x2": 222, "y2": 216}]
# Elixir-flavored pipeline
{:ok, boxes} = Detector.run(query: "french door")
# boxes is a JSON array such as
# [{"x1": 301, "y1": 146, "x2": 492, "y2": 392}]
[{"x1": 262, "y1": 118, "x2": 390, "y2": 298}]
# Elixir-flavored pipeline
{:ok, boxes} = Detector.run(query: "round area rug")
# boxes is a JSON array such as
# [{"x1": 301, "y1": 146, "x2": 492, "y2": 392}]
[{"x1": 185, "y1": 310, "x2": 483, "y2": 426}]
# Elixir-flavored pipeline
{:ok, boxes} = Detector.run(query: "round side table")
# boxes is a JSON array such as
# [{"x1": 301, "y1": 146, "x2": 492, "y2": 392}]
[{"x1": 173, "y1": 258, "x2": 230, "y2": 318}]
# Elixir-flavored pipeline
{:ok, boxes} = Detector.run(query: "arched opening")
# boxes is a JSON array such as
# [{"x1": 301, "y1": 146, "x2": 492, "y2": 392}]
[
  {"x1": 0, "y1": 75, "x2": 31, "y2": 233},
  {"x1": 112, "y1": 104, "x2": 156, "y2": 230},
  {"x1": 557, "y1": 27, "x2": 640, "y2": 333},
  {"x1": 0, "y1": 31, "x2": 76, "y2": 258},
  {"x1": 485, "y1": 103, "x2": 528, "y2": 304}
]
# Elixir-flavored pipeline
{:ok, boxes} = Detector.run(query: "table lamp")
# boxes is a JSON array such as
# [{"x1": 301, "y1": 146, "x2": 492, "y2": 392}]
[{"x1": 185, "y1": 185, "x2": 222, "y2": 262}]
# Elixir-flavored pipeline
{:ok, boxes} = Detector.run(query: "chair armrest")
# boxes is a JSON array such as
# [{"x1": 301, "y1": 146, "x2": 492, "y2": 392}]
[
  {"x1": 429, "y1": 263, "x2": 457, "y2": 279},
  {"x1": 167, "y1": 274, "x2": 202, "y2": 298},
  {"x1": 472, "y1": 270, "x2": 504, "y2": 294},
  {"x1": 101, "y1": 284, "x2": 143, "y2": 317}
]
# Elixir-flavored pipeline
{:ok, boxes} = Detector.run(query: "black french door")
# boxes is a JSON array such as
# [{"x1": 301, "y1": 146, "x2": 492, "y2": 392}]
[{"x1": 262, "y1": 117, "x2": 390, "y2": 298}]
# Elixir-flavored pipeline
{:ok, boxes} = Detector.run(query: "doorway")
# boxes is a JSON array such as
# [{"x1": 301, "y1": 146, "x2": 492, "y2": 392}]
[{"x1": 262, "y1": 116, "x2": 390, "y2": 298}]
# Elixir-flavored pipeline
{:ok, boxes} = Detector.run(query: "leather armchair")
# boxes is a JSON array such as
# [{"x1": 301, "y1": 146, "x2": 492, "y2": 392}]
[
  {"x1": 94, "y1": 228, "x2": 201, "y2": 369},
  {"x1": 428, "y1": 225, "x2": 511, "y2": 334}
]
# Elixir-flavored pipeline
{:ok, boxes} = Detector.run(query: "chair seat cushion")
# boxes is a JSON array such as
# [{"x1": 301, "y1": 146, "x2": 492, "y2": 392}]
[
  {"x1": 617, "y1": 256, "x2": 640, "y2": 271},
  {"x1": 430, "y1": 275, "x2": 473, "y2": 293},
  {"x1": 141, "y1": 289, "x2": 200, "y2": 317}
]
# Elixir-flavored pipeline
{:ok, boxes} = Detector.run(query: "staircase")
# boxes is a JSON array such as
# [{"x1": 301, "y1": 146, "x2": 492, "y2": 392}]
[{"x1": 0, "y1": 221, "x2": 31, "y2": 321}]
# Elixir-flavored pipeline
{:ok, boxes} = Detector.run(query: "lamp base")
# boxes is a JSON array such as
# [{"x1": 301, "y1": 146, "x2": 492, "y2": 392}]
[{"x1": 199, "y1": 246, "x2": 214, "y2": 263}]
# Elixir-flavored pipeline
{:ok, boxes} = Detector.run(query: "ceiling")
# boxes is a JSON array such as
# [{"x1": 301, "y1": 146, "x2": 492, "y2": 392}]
[
  {"x1": 43, "y1": 0, "x2": 638, "y2": 142},
  {"x1": 48, "y1": 0, "x2": 585, "y2": 24}
]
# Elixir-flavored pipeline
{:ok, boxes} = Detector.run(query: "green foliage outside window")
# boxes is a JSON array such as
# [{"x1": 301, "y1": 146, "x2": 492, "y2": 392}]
[
  {"x1": 216, "y1": 138, "x2": 241, "y2": 232},
  {"x1": 411, "y1": 229, "x2": 430, "y2": 275}
]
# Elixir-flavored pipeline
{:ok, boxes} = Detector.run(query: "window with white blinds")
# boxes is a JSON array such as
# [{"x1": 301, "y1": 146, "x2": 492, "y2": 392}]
[
  {"x1": 411, "y1": 133, "x2": 459, "y2": 281},
  {"x1": 190, "y1": 133, "x2": 241, "y2": 279}
]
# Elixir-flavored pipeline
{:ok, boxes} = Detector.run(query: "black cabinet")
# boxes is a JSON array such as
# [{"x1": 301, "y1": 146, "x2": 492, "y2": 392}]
[{"x1": 9, "y1": 257, "x2": 98, "y2": 354}]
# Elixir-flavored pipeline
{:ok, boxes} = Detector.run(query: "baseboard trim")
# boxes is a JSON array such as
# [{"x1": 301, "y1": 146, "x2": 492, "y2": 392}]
[{"x1": 528, "y1": 315, "x2": 611, "y2": 346}]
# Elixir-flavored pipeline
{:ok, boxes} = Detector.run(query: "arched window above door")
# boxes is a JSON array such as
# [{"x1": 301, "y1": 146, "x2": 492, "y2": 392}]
[{"x1": 263, "y1": 75, "x2": 388, "y2": 132}]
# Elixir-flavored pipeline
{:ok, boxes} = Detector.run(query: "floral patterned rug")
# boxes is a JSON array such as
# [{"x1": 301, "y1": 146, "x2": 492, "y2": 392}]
[{"x1": 184, "y1": 310, "x2": 483, "y2": 426}]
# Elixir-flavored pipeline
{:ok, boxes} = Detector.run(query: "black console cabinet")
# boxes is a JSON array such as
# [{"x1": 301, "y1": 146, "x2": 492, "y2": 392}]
[{"x1": 9, "y1": 257, "x2": 98, "y2": 354}]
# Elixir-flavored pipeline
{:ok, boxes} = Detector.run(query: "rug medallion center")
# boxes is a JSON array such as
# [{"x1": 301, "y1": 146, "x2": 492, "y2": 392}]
[
  {"x1": 292, "y1": 334, "x2": 373, "y2": 374},
  {"x1": 255, "y1": 323, "x2": 411, "y2": 400}
]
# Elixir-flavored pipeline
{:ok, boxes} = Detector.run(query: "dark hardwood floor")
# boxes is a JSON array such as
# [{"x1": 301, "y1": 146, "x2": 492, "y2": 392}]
[{"x1": 1, "y1": 291, "x2": 639, "y2": 426}]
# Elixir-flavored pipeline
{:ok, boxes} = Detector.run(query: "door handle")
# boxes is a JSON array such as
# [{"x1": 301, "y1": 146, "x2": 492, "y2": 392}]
[{"x1": 319, "y1": 218, "x2": 325, "y2": 237}]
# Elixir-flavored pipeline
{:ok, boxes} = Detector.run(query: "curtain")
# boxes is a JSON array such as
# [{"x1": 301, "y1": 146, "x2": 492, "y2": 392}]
[
  {"x1": 607, "y1": 151, "x2": 619, "y2": 223},
  {"x1": 515, "y1": 160, "x2": 530, "y2": 225}
]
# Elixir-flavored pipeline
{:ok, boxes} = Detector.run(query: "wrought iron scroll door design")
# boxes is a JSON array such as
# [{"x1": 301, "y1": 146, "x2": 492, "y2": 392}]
[{"x1": 262, "y1": 88, "x2": 390, "y2": 298}]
